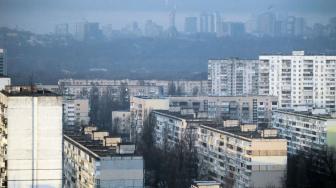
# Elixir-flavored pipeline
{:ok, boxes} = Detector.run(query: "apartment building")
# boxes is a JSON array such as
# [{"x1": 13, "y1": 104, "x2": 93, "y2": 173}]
[
  {"x1": 0, "y1": 77, "x2": 10, "y2": 91},
  {"x1": 112, "y1": 110, "x2": 131, "y2": 135},
  {"x1": 64, "y1": 131, "x2": 144, "y2": 188},
  {"x1": 58, "y1": 79, "x2": 208, "y2": 98},
  {"x1": 63, "y1": 95, "x2": 90, "y2": 126},
  {"x1": 197, "y1": 121, "x2": 287, "y2": 187},
  {"x1": 191, "y1": 181, "x2": 221, "y2": 188},
  {"x1": 259, "y1": 51, "x2": 336, "y2": 112},
  {"x1": 169, "y1": 96, "x2": 278, "y2": 128},
  {"x1": 130, "y1": 96, "x2": 169, "y2": 132},
  {"x1": 152, "y1": 110, "x2": 212, "y2": 147},
  {"x1": 208, "y1": 59, "x2": 259, "y2": 96},
  {"x1": 272, "y1": 109, "x2": 336, "y2": 155},
  {"x1": 0, "y1": 86, "x2": 63, "y2": 187},
  {"x1": 0, "y1": 49, "x2": 7, "y2": 76}
]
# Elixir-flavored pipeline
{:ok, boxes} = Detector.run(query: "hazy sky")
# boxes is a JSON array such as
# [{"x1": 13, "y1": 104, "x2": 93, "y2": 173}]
[{"x1": 0, "y1": 0, "x2": 335, "y2": 33}]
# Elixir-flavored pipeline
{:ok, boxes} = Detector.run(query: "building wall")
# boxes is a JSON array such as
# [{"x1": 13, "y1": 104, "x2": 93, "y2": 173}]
[
  {"x1": 5, "y1": 95, "x2": 63, "y2": 187},
  {"x1": 63, "y1": 137, "x2": 99, "y2": 188},
  {"x1": 0, "y1": 77, "x2": 10, "y2": 91},
  {"x1": 130, "y1": 97, "x2": 169, "y2": 130},
  {"x1": 169, "y1": 96, "x2": 278, "y2": 128},
  {"x1": 272, "y1": 110, "x2": 336, "y2": 154},
  {"x1": 112, "y1": 111, "x2": 131, "y2": 134},
  {"x1": 63, "y1": 96, "x2": 90, "y2": 126},
  {"x1": 0, "y1": 49, "x2": 7, "y2": 76},
  {"x1": 208, "y1": 59, "x2": 258, "y2": 96},
  {"x1": 58, "y1": 79, "x2": 208, "y2": 98},
  {"x1": 259, "y1": 51, "x2": 336, "y2": 112},
  {"x1": 64, "y1": 136, "x2": 144, "y2": 188},
  {"x1": 197, "y1": 125, "x2": 287, "y2": 188},
  {"x1": 74, "y1": 98, "x2": 90, "y2": 125},
  {"x1": 0, "y1": 92, "x2": 8, "y2": 186},
  {"x1": 99, "y1": 157, "x2": 144, "y2": 187},
  {"x1": 152, "y1": 111, "x2": 189, "y2": 147}
]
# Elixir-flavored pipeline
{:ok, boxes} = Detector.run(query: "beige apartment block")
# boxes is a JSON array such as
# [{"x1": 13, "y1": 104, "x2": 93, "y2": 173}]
[
  {"x1": 197, "y1": 121, "x2": 287, "y2": 188},
  {"x1": 130, "y1": 96, "x2": 169, "y2": 132},
  {"x1": 64, "y1": 132, "x2": 144, "y2": 188}
]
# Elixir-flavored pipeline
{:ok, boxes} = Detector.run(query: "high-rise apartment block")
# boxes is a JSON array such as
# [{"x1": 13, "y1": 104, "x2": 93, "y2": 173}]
[
  {"x1": 0, "y1": 86, "x2": 63, "y2": 187},
  {"x1": 208, "y1": 59, "x2": 259, "y2": 96},
  {"x1": 185, "y1": 17, "x2": 198, "y2": 33},
  {"x1": 259, "y1": 51, "x2": 336, "y2": 112},
  {"x1": 0, "y1": 49, "x2": 7, "y2": 76}
]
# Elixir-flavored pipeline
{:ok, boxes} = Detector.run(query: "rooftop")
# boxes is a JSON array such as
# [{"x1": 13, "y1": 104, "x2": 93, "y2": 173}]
[
  {"x1": 200, "y1": 123, "x2": 280, "y2": 140},
  {"x1": 133, "y1": 96, "x2": 167, "y2": 100},
  {"x1": 274, "y1": 109, "x2": 336, "y2": 120},
  {"x1": 64, "y1": 129, "x2": 138, "y2": 159},
  {"x1": 1, "y1": 86, "x2": 59, "y2": 97}
]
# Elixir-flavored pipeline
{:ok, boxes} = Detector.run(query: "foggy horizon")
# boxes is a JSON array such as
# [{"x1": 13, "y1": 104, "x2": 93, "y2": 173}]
[{"x1": 1, "y1": 0, "x2": 335, "y2": 33}]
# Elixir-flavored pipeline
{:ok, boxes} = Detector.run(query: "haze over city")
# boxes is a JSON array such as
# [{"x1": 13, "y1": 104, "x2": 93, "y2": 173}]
[
  {"x1": 1, "y1": 0, "x2": 335, "y2": 33},
  {"x1": 0, "y1": 1, "x2": 336, "y2": 188}
]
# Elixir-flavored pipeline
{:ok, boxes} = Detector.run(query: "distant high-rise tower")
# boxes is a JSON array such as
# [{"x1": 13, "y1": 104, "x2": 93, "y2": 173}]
[
  {"x1": 200, "y1": 12, "x2": 209, "y2": 33},
  {"x1": 184, "y1": 17, "x2": 198, "y2": 33},
  {"x1": 169, "y1": 9, "x2": 176, "y2": 29},
  {"x1": 0, "y1": 49, "x2": 7, "y2": 76}
]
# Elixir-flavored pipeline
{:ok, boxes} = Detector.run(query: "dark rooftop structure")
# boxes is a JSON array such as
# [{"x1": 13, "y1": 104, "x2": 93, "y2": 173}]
[
  {"x1": 1, "y1": 85, "x2": 59, "y2": 97},
  {"x1": 64, "y1": 128, "x2": 138, "y2": 159}
]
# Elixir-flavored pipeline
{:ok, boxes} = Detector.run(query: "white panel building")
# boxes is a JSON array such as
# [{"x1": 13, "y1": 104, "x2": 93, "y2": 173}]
[
  {"x1": 272, "y1": 109, "x2": 336, "y2": 155},
  {"x1": 208, "y1": 59, "x2": 259, "y2": 96},
  {"x1": 0, "y1": 86, "x2": 63, "y2": 188},
  {"x1": 259, "y1": 51, "x2": 336, "y2": 112}
]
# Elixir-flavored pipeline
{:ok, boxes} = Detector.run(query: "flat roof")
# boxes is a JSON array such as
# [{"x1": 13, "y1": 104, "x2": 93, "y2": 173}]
[
  {"x1": 199, "y1": 123, "x2": 281, "y2": 141},
  {"x1": 273, "y1": 109, "x2": 336, "y2": 120},
  {"x1": 64, "y1": 129, "x2": 139, "y2": 159},
  {"x1": 1, "y1": 86, "x2": 59, "y2": 97},
  {"x1": 133, "y1": 96, "x2": 167, "y2": 99},
  {"x1": 153, "y1": 110, "x2": 211, "y2": 121}
]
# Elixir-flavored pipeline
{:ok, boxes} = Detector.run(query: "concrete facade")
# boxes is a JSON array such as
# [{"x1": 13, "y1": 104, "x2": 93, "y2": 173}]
[
  {"x1": 169, "y1": 96, "x2": 278, "y2": 128},
  {"x1": 259, "y1": 51, "x2": 336, "y2": 112},
  {"x1": 63, "y1": 95, "x2": 90, "y2": 126},
  {"x1": 0, "y1": 77, "x2": 10, "y2": 91},
  {"x1": 0, "y1": 49, "x2": 7, "y2": 76},
  {"x1": 208, "y1": 59, "x2": 259, "y2": 96},
  {"x1": 0, "y1": 87, "x2": 63, "y2": 188},
  {"x1": 197, "y1": 123, "x2": 287, "y2": 188},
  {"x1": 58, "y1": 79, "x2": 208, "y2": 98},
  {"x1": 112, "y1": 110, "x2": 131, "y2": 135},
  {"x1": 130, "y1": 96, "x2": 169, "y2": 132},
  {"x1": 64, "y1": 133, "x2": 144, "y2": 188},
  {"x1": 272, "y1": 110, "x2": 336, "y2": 154}
]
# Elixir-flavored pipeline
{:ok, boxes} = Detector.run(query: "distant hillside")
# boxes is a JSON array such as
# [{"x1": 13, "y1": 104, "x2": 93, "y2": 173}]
[{"x1": 1, "y1": 27, "x2": 336, "y2": 84}]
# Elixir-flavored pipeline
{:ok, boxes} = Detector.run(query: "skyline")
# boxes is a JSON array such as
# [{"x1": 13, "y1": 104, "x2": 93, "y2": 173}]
[{"x1": 0, "y1": 0, "x2": 335, "y2": 33}]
